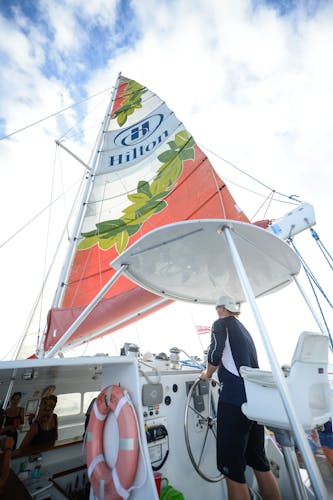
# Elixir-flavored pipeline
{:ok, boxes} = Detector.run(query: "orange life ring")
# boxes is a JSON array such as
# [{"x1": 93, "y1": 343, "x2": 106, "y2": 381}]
[{"x1": 86, "y1": 385, "x2": 139, "y2": 499}]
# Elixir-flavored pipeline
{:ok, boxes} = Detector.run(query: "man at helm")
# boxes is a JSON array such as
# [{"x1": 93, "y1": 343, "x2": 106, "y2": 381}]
[{"x1": 200, "y1": 295, "x2": 280, "y2": 500}]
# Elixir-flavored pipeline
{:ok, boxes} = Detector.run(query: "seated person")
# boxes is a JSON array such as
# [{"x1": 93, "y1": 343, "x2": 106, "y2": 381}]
[
  {"x1": 0, "y1": 392, "x2": 25, "y2": 450},
  {"x1": 20, "y1": 395, "x2": 58, "y2": 450}
]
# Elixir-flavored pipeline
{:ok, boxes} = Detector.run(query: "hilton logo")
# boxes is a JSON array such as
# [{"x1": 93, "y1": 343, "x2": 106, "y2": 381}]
[
  {"x1": 110, "y1": 113, "x2": 169, "y2": 168},
  {"x1": 115, "y1": 114, "x2": 163, "y2": 146}
]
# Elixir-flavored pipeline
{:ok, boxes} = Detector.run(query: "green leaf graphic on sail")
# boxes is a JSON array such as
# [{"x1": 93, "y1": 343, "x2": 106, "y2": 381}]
[
  {"x1": 78, "y1": 131, "x2": 195, "y2": 254},
  {"x1": 113, "y1": 78, "x2": 148, "y2": 127}
]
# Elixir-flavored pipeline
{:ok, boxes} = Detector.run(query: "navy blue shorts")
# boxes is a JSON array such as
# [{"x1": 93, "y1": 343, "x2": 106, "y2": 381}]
[{"x1": 217, "y1": 401, "x2": 270, "y2": 483}]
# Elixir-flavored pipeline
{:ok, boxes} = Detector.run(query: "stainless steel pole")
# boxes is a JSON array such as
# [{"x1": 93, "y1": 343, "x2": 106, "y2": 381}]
[
  {"x1": 45, "y1": 264, "x2": 127, "y2": 358},
  {"x1": 222, "y1": 224, "x2": 327, "y2": 500},
  {"x1": 293, "y1": 275, "x2": 326, "y2": 334}
]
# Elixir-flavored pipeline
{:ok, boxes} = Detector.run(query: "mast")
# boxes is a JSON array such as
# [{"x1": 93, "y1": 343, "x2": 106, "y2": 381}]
[{"x1": 51, "y1": 73, "x2": 121, "y2": 309}]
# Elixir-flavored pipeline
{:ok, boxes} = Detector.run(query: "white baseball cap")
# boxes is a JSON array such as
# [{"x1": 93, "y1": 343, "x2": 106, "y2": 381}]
[{"x1": 215, "y1": 295, "x2": 241, "y2": 313}]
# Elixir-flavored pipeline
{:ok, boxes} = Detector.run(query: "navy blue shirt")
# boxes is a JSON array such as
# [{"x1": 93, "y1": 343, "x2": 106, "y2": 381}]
[{"x1": 207, "y1": 316, "x2": 259, "y2": 406}]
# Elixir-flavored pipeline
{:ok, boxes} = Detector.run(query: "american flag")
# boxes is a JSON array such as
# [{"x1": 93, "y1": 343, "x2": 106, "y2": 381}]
[{"x1": 195, "y1": 325, "x2": 211, "y2": 335}]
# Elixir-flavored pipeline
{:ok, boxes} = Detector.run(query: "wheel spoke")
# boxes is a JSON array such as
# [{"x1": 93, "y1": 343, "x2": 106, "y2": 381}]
[
  {"x1": 188, "y1": 403, "x2": 208, "y2": 421},
  {"x1": 197, "y1": 425, "x2": 210, "y2": 467},
  {"x1": 210, "y1": 423, "x2": 218, "y2": 440}
]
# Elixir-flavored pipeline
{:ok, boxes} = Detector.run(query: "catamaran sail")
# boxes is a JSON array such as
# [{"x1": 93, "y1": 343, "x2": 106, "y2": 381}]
[{"x1": 25, "y1": 75, "x2": 250, "y2": 357}]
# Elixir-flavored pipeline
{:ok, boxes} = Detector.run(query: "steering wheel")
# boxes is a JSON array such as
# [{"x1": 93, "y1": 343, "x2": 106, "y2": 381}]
[{"x1": 184, "y1": 377, "x2": 223, "y2": 482}]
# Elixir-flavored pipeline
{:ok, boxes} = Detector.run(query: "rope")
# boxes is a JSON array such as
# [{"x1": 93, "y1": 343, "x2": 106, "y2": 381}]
[
  {"x1": 310, "y1": 228, "x2": 333, "y2": 271},
  {"x1": 198, "y1": 143, "x2": 301, "y2": 203},
  {"x1": 250, "y1": 190, "x2": 275, "y2": 222},
  {"x1": 289, "y1": 240, "x2": 333, "y2": 307},
  {"x1": 57, "y1": 92, "x2": 111, "y2": 142},
  {"x1": 263, "y1": 190, "x2": 275, "y2": 220},
  {"x1": 289, "y1": 238, "x2": 333, "y2": 351},
  {"x1": 138, "y1": 359, "x2": 161, "y2": 384}
]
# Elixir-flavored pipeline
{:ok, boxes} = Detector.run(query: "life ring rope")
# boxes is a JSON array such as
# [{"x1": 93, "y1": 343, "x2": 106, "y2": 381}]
[
  {"x1": 93, "y1": 402, "x2": 107, "y2": 422},
  {"x1": 113, "y1": 393, "x2": 129, "y2": 419},
  {"x1": 87, "y1": 453, "x2": 104, "y2": 478},
  {"x1": 112, "y1": 467, "x2": 130, "y2": 499}
]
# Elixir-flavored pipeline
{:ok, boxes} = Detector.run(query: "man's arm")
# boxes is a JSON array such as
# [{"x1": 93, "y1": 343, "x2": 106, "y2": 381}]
[
  {"x1": 200, "y1": 362, "x2": 218, "y2": 380},
  {"x1": 200, "y1": 319, "x2": 227, "y2": 380}
]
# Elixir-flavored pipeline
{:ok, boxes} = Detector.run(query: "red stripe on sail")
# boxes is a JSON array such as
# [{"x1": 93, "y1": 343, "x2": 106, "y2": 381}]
[{"x1": 44, "y1": 288, "x2": 172, "y2": 352}]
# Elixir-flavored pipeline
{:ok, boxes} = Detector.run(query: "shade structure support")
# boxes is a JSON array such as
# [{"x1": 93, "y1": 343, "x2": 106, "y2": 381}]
[
  {"x1": 44, "y1": 265, "x2": 128, "y2": 359},
  {"x1": 60, "y1": 296, "x2": 169, "y2": 353},
  {"x1": 222, "y1": 224, "x2": 328, "y2": 500}
]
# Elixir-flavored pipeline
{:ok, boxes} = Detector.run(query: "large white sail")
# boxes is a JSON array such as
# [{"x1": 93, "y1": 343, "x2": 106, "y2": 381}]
[{"x1": 31, "y1": 75, "x2": 249, "y2": 356}]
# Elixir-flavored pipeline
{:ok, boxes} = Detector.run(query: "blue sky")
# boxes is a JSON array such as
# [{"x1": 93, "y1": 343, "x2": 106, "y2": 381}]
[
  {"x1": 0, "y1": 0, "x2": 333, "y2": 361},
  {"x1": 0, "y1": 0, "x2": 142, "y2": 119},
  {"x1": 255, "y1": 0, "x2": 326, "y2": 16}
]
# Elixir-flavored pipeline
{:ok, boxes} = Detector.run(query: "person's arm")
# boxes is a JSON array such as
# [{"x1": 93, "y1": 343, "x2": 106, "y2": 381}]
[
  {"x1": 18, "y1": 407, "x2": 25, "y2": 430},
  {"x1": 19, "y1": 422, "x2": 38, "y2": 449},
  {"x1": 200, "y1": 319, "x2": 227, "y2": 379},
  {"x1": 200, "y1": 362, "x2": 218, "y2": 380}
]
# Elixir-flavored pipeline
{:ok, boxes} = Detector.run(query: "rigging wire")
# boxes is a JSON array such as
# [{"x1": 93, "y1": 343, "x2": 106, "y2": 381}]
[
  {"x1": 289, "y1": 237, "x2": 333, "y2": 350},
  {"x1": 58, "y1": 143, "x2": 71, "y2": 241},
  {"x1": 250, "y1": 190, "x2": 275, "y2": 222},
  {"x1": 262, "y1": 190, "x2": 275, "y2": 220},
  {"x1": 4, "y1": 79, "x2": 331, "y2": 361},
  {"x1": 0, "y1": 87, "x2": 112, "y2": 142},
  {"x1": 214, "y1": 170, "x2": 297, "y2": 207},
  {"x1": 1, "y1": 339, "x2": 20, "y2": 361},
  {"x1": 186, "y1": 303, "x2": 208, "y2": 354},
  {"x1": 0, "y1": 177, "x2": 82, "y2": 250},
  {"x1": 57, "y1": 91, "x2": 111, "y2": 142},
  {"x1": 199, "y1": 143, "x2": 301, "y2": 204},
  {"x1": 15, "y1": 170, "x2": 87, "y2": 359},
  {"x1": 1, "y1": 78, "x2": 300, "y2": 223},
  {"x1": 37, "y1": 143, "x2": 58, "y2": 346},
  {"x1": 1, "y1": 88, "x2": 300, "y2": 252},
  {"x1": 310, "y1": 228, "x2": 333, "y2": 271},
  {"x1": 289, "y1": 238, "x2": 333, "y2": 308},
  {"x1": 0, "y1": 152, "x2": 296, "y2": 253}
]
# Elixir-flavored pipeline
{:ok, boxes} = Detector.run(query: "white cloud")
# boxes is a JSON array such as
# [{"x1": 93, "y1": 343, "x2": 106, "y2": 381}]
[{"x1": 37, "y1": 0, "x2": 118, "y2": 55}]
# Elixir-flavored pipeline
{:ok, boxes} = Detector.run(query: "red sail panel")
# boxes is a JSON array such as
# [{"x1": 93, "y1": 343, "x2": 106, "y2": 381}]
[
  {"x1": 45, "y1": 289, "x2": 172, "y2": 352},
  {"x1": 43, "y1": 76, "x2": 249, "y2": 352}
]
